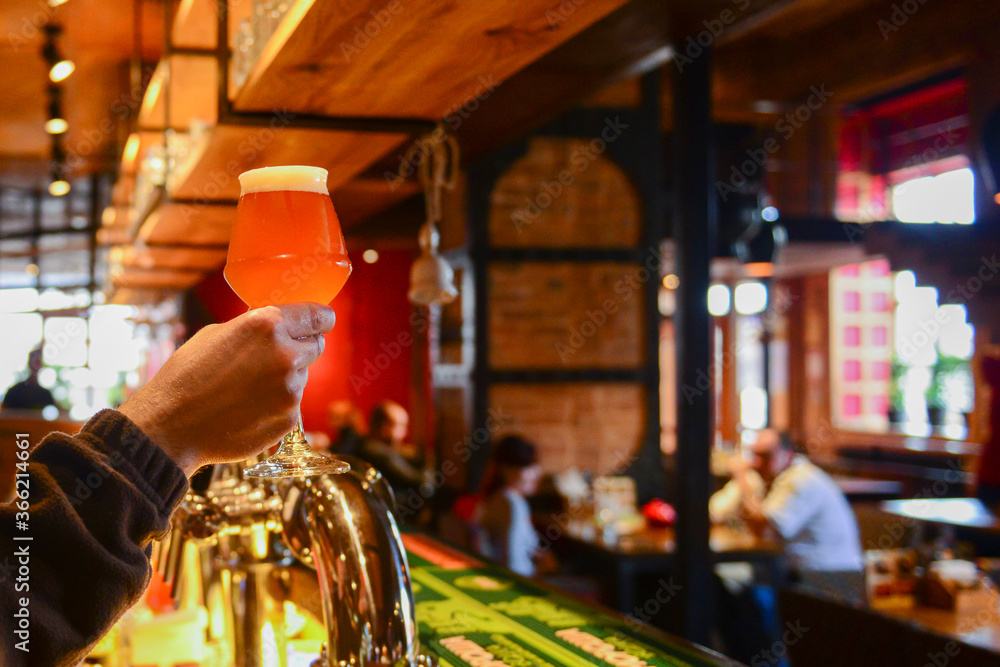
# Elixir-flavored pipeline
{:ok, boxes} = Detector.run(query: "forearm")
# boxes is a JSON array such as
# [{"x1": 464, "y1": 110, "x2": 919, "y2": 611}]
[
  {"x1": 0, "y1": 411, "x2": 188, "y2": 666},
  {"x1": 384, "y1": 451, "x2": 428, "y2": 488},
  {"x1": 732, "y1": 472, "x2": 771, "y2": 536}
]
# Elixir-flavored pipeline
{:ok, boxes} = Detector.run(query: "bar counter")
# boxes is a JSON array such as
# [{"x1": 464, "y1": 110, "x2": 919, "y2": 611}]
[{"x1": 398, "y1": 533, "x2": 737, "y2": 667}]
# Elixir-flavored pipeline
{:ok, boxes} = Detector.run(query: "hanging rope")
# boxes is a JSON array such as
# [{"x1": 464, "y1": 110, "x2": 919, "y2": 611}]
[{"x1": 418, "y1": 124, "x2": 460, "y2": 226}]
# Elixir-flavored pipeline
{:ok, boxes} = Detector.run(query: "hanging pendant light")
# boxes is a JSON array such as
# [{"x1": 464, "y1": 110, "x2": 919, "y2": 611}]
[{"x1": 408, "y1": 128, "x2": 460, "y2": 306}]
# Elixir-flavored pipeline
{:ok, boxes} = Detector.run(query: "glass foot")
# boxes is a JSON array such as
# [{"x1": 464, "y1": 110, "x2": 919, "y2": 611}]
[
  {"x1": 243, "y1": 452, "x2": 349, "y2": 479},
  {"x1": 243, "y1": 417, "x2": 350, "y2": 478}
]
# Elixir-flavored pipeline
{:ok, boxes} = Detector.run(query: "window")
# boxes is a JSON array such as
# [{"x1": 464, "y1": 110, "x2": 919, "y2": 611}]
[
  {"x1": 835, "y1": 76, "x2": 973, "y2": 224},
  {"x1": 830, "y1": 260, "x2": 894, "y2": 430},
  {"x1": 830, "y1": 262, "x2": 974, "y2": 436},
  {"x1": 0, "y1": 287, "x2": 158, "y2": 421},
  {"x1": 890, "y1": 163, "x2": 975, "y2": 224},
  {"x1": 892, "y1": 271, "x2": 974, "y2": 436}
]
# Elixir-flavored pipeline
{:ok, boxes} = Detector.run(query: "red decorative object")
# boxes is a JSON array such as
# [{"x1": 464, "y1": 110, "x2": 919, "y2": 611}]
[{"x1": 643, "y1": 499, "x2": 677, "y2": 527}]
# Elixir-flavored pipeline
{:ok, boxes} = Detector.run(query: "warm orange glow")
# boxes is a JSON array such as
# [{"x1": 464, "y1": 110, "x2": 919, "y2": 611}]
[
  {"x1": 662, "y1": 274, "x2": 680, "y2": 289},
  {"x1": 744, "y1": 262, "x2": 775, "y2": 278},
  {"x1": 123, "y1": 134, "x2": 141, "y2": 166},
  {"x1": 225, "y1": 190, "x2": 350, "y2": 308},
  {"x1": 994, "y1": 192, "x2": 1000, "y2": 206}
]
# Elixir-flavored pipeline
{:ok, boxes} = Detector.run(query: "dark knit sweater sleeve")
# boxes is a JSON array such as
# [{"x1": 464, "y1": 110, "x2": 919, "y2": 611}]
[{"x1": 0, "y1": 409, "x2": 189, "y2": 667}]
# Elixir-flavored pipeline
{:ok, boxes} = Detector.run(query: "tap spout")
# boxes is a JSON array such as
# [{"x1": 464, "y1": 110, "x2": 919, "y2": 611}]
[{"x1": 280, "y1": 457, "x2": 430, "y2": 667}]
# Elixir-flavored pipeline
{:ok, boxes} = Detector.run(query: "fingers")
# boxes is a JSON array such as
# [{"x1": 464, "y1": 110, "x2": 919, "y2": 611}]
[
  {"x1": 279, "y1": 303, "x2": 336, "y2": 339},
  {"x1": 286, "y1": 368, "x2": 309, "y2": 400},
  {"x1": 287, "y1": 334, "x2": 325, "y2": 368}
]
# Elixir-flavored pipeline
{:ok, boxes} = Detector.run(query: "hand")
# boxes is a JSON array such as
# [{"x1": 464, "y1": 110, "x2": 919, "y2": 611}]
[
  {"x1": 119, "y1": 303, "x2": 336, "y2": 476},
  {"x1": 729, "y1": 451, "x2": 751, "y2": 478}
]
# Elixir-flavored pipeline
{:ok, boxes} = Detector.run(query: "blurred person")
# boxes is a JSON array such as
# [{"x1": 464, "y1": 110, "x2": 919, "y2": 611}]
[
  {"x1": 474, "y1": 435, "x2": 547, "y2": 577},
  {"x1": 709, "y1": 429, "x2": 864, "y2": 665},
  {"x1": 327, "y1": 399, "x2": 366, "y2": 456},
  {"x1": 710, "y1": 428, "x2": 865, "y2": 600},
  {"x1": 1, "y1": 348, "x2": 57, "y2": 413},
  {"x1": 358, "y1": 400, "x2": 433, "y2": 502},
  {"x1": 975, "y1": 356, "x2": 1000, "y2": 507},
  {"x1": 0, "y1": 303, "x2": 335, "y2": 667}
]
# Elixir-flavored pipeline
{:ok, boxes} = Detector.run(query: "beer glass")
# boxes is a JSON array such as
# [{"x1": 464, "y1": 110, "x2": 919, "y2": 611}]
[{"x1": 225, "y1": 165, "x2": 351, "y2": 478}]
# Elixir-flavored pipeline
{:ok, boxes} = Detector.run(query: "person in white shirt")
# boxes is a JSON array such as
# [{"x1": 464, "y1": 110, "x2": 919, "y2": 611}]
[
  {"x1": 711, "y1": 429, "x2": 866, "y2": 604},
  {"x1": 474, "y1": 436, "x2": 545, "y2": 577}
]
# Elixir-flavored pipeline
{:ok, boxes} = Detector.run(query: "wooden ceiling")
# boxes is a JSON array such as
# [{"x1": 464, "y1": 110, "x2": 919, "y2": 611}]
[
  {"x1": 0, "y1": 0, "x2": 165, "y2": 186},
  {"x1": 1, "y1": 0, "x2": 997, "y2": 210},
  {"x1": 0, "y1": 0, "x2": 886, "y2": 188}
]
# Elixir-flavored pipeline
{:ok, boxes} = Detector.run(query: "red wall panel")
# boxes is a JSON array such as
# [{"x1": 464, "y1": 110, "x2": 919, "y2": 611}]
[{"x1": 191, "y1": 248, "x2": 416, "y2": 436}]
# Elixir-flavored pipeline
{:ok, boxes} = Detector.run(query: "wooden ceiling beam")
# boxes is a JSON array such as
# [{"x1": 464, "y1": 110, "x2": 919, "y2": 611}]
[{"x1": 710, "y1": 0, "x2": 1000, "y2": 116}]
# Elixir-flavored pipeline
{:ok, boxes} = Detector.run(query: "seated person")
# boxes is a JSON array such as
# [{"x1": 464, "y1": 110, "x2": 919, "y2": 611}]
[
  {"x1": 474, "y1": 435, "x2": 544, "y2": 577},
  {"x1": 2, "y1": 349, "x2": 57, "y2": 414},
  {"x1": 711, "y1": 428, "x2": 865, "y2": 603},
  {"x1": 327, "y1": 399, "x2": 366, "y2": 457},
  {"x1": 358, "y1": 400, "x2": 432, "y2": 501}
]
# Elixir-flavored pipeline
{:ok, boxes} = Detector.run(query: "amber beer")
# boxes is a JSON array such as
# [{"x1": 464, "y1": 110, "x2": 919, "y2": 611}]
[{"x1": 225, "y1": 166, "x2": 351, "y2": 308}]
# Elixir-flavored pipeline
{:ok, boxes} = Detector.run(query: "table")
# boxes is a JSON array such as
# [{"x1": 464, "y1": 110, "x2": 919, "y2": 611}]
[
  {"x1": 401, "y1": 533, "x2": 740, "y2": 667},
  {"x1": 879, "y1": 498, "x2": 1000, "y2": 533},
  {"x1": 560, "y1": 524, "x2": 781, "y2": 614},
  {"x1": 871, "y1": 585, "x2": 1000, "y2": 654},
  {"x1": 832, "y1": 475, "x2": 903, "y2": 501}
]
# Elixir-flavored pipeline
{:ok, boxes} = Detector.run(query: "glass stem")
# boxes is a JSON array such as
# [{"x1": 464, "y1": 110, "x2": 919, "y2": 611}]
[{"x1": 276, "y1": 413, "x2": 312, "y2": 457}]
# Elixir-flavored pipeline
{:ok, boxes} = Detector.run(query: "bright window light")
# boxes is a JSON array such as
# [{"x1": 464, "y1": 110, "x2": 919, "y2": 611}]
[
  {"x1": 937, "y1": 305, "x2": 974, "y2": 359},
  {"x1": 895, "y1": 286, "x2": 940, "y2": 366},
  {"x1": 740, "y1": 387, "x2": 769, "y2": 429},
  {"x1": 90, "y1": 307, "x2": 139, "y2": 372},
  {"x1": 37, "y1": 367, "x2": 57, "y2": 388},
  {"x1": 734, "y1": 282, "x2": 768, "y2": 315},
  {"x1": 0, "y1": 288, "x2": 39, "y2": 313},
  {"x1": 43, "y1": 317, "x2": 88, "y2": 367},
  {"x1": 38, "y1": 288, "x2": 75, "y2": 311},
  {"x1": 68, "y1": 367, "x2": 92, "y2": 387},
  {"x1": 0, "y1": 313, "x2": 43, "y2": 371},
  {"x1": 894, "y1": 270, "x2": 917, "y2": 300},
  {"x1": 90, "y1": 368, "x2": 120, "y2": 389},
  {"x1": 708, "y1": 284, "x2": 731, "y2": 317},
  {"x1": 70, "y1": 404, "x2": 96, "y2": 422},
  {"x1": 892, "y1": 167, "x2": 975, "y2": 225}
]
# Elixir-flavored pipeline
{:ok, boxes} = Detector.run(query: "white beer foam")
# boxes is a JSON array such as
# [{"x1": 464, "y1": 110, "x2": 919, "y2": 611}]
[{"x1": 239, "y1": 166, "x2": 329, "y2": 195}]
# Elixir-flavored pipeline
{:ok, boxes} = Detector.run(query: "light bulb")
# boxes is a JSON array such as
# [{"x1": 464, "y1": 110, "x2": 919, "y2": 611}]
[
  {"x1": 45, "y1": 118, "x2": 68, "y2": 134},
  {"x1": 49, "y1": 60, "x2": 75, "y2": 82},
  {"x1": 49, "y1": 180, "x2": 71, "y2": 197}
]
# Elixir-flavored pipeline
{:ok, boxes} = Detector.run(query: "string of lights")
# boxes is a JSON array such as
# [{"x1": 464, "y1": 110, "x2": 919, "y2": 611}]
[{"x1": 42, "y1": 23, "x2": 74, "y2": 197}]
